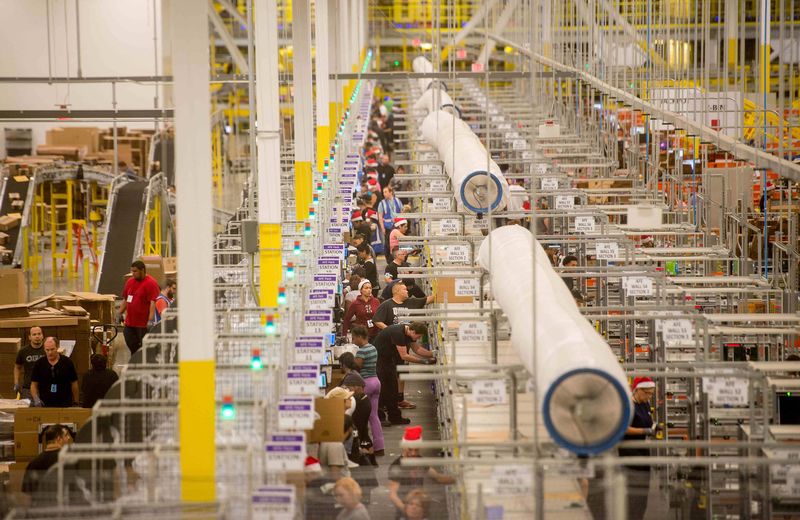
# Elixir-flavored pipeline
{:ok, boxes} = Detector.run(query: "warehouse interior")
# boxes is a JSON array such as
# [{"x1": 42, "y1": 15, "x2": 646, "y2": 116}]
[{"x1": 0, "y1": 0, "x2": 799, "y2": 518}]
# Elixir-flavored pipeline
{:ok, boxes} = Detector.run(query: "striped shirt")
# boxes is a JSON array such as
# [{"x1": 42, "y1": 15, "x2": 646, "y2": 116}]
[{"x1": 356, "y1": 344, "x2": 379, "y2": 378}]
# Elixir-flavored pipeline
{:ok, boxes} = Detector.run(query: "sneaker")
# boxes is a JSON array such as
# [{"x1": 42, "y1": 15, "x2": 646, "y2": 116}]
[
  {"x1": 398, "y1": 400, "x2": 417, "y2": 409},
  {"x1": 389, "y1": 417, "x2": 411, "y2": 425},
  {"x1": 347, "y1": 459, "x2": 360, "y2": 469}
]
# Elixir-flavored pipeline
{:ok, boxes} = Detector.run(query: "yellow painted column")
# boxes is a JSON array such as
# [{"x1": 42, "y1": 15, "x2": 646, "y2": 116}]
[
  {"x1": 259, "y1": 223, "x2": 281, "y2": 306},
  {"x1": 314, "y1": 0, "x2": 330, "y2": 172},
  {"x1": 295, "y1": 161, "x2": 313, "y2": 221},
  {"x1": 255, "y1": 0, "x2": 283, "y2": 308},
  {"x1": 725, "y1": 0, "x2": 738, "y2": 68},
  {"x1": 171, "y1": 0, "x2": 215, "y2": 501},
  {"x1": 292, "y1": 0, "x2": 314, "y2": 221},
  {"x1": 759, "y1": 0, "x2": 771, "y2": 95}
]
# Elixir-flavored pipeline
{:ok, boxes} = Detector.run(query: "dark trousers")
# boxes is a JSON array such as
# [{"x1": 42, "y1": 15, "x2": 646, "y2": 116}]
[
  {"x1": 377, "y1": 360, "x2": 401, "y2": 421},
  {"x1": 383, "y1": 227, "x2": 393, "y2": 263},
  {"x1": 586, "y1": 467, "x2": 651, "y2": 520},
  {"x1": 123, "y1": 326, "x2": 148, "y2": 357}
]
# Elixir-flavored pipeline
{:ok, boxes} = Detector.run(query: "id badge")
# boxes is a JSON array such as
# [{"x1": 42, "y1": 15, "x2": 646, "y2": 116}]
[
  {"x1": 127, "y1": 295, "x2": 133, "y2": 303},
  {"x1": 367, "y1": 320, "x2": 374, "y2": 328},
  {"x1": 51, "y1": 383, "x2": 57, "y2": 393}
]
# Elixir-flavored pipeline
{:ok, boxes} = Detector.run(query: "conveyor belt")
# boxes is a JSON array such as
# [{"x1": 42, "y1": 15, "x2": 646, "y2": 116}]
[
  {"x1": 0, "y1": 174, "x2": 30, "y2": 257},
  {"x1": 96, "y1": 181, "x2": 147, "y2": 294}
]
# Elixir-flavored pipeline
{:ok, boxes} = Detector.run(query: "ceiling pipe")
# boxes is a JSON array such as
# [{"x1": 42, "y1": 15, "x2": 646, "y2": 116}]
[
  {"x1": 478, "y1": 225, "x2": 632, "y2": 455},
  {"x1": 420, "y1": 109, "x2": 508, "y2": 213}
]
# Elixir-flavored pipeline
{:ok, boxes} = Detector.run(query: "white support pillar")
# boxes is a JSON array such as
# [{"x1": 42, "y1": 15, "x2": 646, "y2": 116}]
[
  {"x1": 542, "y1": 0, "x2": 553, "y2": 57},
  {"x1": 477, "y1": 0, "x2": 519, "y2": 67},
  {"x1": 315, "y1": 0, "x2": 331, "y2": 171},
  {"x1": 255, "y1": 0, "x2": 282, "y2": 308},
  {"x1": 338, "y1": 0, "x2": 353, "y2": 109},
  {"x1": 292, "y1": 0, "x2": 314, "y2": 221},
  {"x1": 171, "y1": 0, "x2": 215, "y2": 502},
  {"x1": 328, "y1": 0, "x2": 340, "y2": 141}
]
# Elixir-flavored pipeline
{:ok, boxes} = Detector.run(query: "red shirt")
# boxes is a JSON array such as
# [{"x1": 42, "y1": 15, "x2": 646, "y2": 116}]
[
  {"x1": 342, "y1": 296, "x2": 381, "y2": 337},
  {"x1": 122, "y1": 275, "x2": 160, "y2": 327}
]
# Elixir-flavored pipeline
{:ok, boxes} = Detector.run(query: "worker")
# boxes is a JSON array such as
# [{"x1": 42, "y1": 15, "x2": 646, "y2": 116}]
[
  {"x1": 342, "y1": 274, "x2": 363, "y2": 315},
  {"x1": 388, "y1": 426, "x2": 453, "y2": 515},
  {"x1": 351, "y1": 325, "x2": 384, "y2": 455},
  {"x1": 153, "y1": 278, "x2": 176, "y2": 325},
  {"x1": 30, "y1": 337, "x2": 78, "y2": 408},
  {"x1": 355, "y1": 244, "x2": 381, "y2": 297},
  {"x1": 342, "y1": 280, "x2": 381, "y2": 339},
  {"x1": 80, "y1": 354, "x2": 119, "y2": 409},
  {"x1": 620, "y1": 376, "x2": 661, "y2": 520},
  {"x1": 384, "y1": 247, "x2": 410, "y2": 285},
  {"x1": 340, "y1": 369, "x2": 374, "y2": 464},
  {"x1": 373, "y1": 323, "x2": 432, "y2": 425},
  {"x1": 401, "y1": 489, "x2": 432, "y2": 520},
  {"x1": 561, "y1": 255, "x2": 579, "y2": 291},
  {"x1": 332, "y1": 477, "x2": 371, "y2": 520},
  {"x1": 22, "y1": 423, "x2": 74, "y2": 500},
  {"x1": 373, "y1": 282, "x2": 434, "y2": 330},
  {"x1": 388, "y1": 218, "x2": 410, "y2": 259},
  {"x1": 118, "y1": 260, "x2": 161, "y2": 356},
  {"x1": 378, "y1": 186, "x2": 404, "y2": 262},
  {"x1": 377, "y1": 154, "x2": 396, "y2": 191},
  {"x1": 13, "y1": 326, "x2": 45, "y2": 400}
]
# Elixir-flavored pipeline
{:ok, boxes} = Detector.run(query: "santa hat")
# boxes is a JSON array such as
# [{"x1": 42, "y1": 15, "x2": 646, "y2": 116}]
[
  {"x1": 765, "y1": 182, "x2": 776, "y2": 192},
  {"x1": 369, "y1": 146, "x2": 382, "y2": 156},
  {"x1": 304, "y1": 456, "x2": 322, "y2": 474},
  {"x1": 366, "y1": 158, "x2": 378, "y2": 167},
  {"x1": 351, "y1": 210, "x2": 363, "y2": 222},
  {"x1": 365, "y1": 209, "x2": 378, "y2": 221},
  {"x1": 403, "y1": 426, "x2": 423, "y2": 446},
  {"x1": 367, "y1": 178, "x2": 378, "y2": 187},
  {"x1": 394, "y1": 217, "x2": 408, "y2": 227},
  {"x1": 631, "y1": 377, "x2": 655, "y2": 391}
]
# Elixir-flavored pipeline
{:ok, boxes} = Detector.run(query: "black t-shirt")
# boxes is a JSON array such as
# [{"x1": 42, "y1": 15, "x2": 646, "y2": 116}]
[
  {"x1": 373, "y1": 324, "x2": 412, "y2": 366},
  {"x1": 384, "y1": 261, "x2": 409, "y2": 283},
  {"x1": 380, "y1": 280, "x2": 426, "y2": 301},
  {"x1": 30, "y1": 356, "x2": 78, "y2": 407},
  {"x1": 80, "y1": 369, "x2": 119, "y2": 408},
  {"x1": 377, "y1": 164, "x2": 396, "y2": 190},
  {"x1": 359, "y1": 258, "x2": 380, "y2": 292},
  {"x1": 373, "y1": 297, "x2": 427, "y2": 327},
  {"x1": 389, "y1": 456, "x2": 426, "y2": 495},
  {"x1": 22, "y1": 449, "x2": 60, "y2": 495},
  {"x1": 351, "y1": 394, "x2": 372, "y2": 446},
  {"x1": 619, "y1": 400, "x2": 654, "y2": 460},
  {"x1": 15, "y1": 345, "x2": 46, "y2": 388}
]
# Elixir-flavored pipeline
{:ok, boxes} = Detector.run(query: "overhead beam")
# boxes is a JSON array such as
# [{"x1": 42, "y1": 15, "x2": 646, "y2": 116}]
[
  {"x1": 476, "y1": 0, "x2": 518, "y2": 66},
  {"x1": 440, "y1": 0, "x2": 500, "y2": 61},
  {"x1": 207, "y1": 0, "x2": 249, "y2": 74}
]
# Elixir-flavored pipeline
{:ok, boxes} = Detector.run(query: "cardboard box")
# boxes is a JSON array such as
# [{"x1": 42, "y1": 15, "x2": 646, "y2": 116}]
[
  {"x1": 0, "y1": 269, "x2": 25, "y2": 305},
  {"x1": 45, "y1": 127, "x2": 100, "y2": 154},
  {"x1": 139, "y1": 255, "x2": 166, "y2": 287},
  {"x1": 67, "y1": 292, "x2": 116, "y2": 324},
  {"x1": 306, "y1": 397, "x2": 346, "y2": 443},
  {"x1": 163, "y1": 257, "x2": 177, "y2": 273},
  {"x1": 433, "y1": 277, "x2": 475, "y2": 305},
  {"x1": 0, "y1": 232, "x2": 8, "y2": 246},
  {"x1": 0, "y1": 304, "x2": 29, "y2": 320},
  {"x1": 0, "y1": 215, "x2": 21, "y2": 232},
  {"x1": 0, "y1": 338, "x2": 22, "y2": 398}
]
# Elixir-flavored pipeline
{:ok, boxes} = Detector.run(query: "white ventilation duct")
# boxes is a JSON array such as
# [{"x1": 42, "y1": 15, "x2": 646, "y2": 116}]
[
  {"x1": 413, "y1": 87, "x2": 454, "y2": 115},
  {"x1": 420, "y1": 110, "x2": 508, "y2": 213},
  {"x1": 412, "y1": 56, "x2": 434, "y2": 91},
  {"x1": 478, "y1": 225, "x2": 632, "y2": 455}
]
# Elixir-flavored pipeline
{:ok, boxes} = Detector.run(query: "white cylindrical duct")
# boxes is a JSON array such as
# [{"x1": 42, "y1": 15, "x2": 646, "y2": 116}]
[
  {"x1": 478, "y1": 225, "x2": 632, "y2": 455},
  {"x1": 421, "y1": 110, "x2": 508, "y2": 213},
  {"x1": 413, "y1": 87, "x2": 454, "y2": 115},
  {"x1": 412, "y1": 55, "x2": 434, "y2": 91}
]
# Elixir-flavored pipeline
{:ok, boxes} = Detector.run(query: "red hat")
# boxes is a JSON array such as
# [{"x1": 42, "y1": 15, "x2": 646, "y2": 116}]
[
  {"x1": 364, "y1": 208, "x2": 378, "y2": 221},
  {"x1": 765, "y1": 182, "x2": 776, "y2": 191},
  {"x1": 631, "y1": 377, "x2": 655, "y2": 391},
  {"x1": 304, "y1": 456, "x2": 322, "y2": 474},
  {"x1": 394, "y1": 217, "x2": 408, "y2": 227},
  {"x1": 351, "y1": 210, "x2": 363, "y2": 222},
  {"x1": 403, "y1": 425, "x2": 423, "y2": 445}
]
